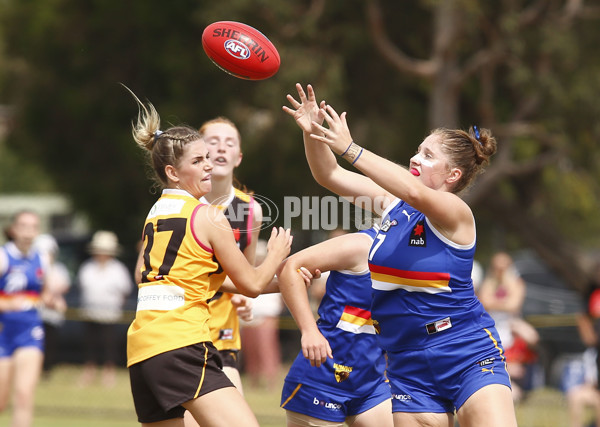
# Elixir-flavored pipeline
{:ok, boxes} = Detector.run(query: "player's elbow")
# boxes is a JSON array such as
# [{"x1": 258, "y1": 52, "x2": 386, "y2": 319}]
[
  {"x1": 230, "y1": 279, "x2": 261, "y2": 298},
  {"x1": 242, "y1": 287, "x2": 261, "y2": 298}
]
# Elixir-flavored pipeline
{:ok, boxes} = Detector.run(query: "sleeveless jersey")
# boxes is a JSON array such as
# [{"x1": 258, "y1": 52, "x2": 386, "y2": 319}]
[
  {"x1": 369, "y1": 199, "x2": 495, "y2": 351},
  {"x1": 127, "y1": 189, "x2": 226, "y2": 366},
  {"x1": 201, "y1": 187, "x2": 255, "y2": 352},
  {"x1": 0, "y1": 241, "x2": 46, "y2": 322},
  {"x1": 284, "y1": 227, "x2": 387, "y2": 397}
]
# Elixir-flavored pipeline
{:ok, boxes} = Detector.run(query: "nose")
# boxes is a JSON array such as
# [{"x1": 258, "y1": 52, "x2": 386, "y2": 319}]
[
  {"x1": 216, "y1": 140, "x2": 227, "y2": 152},
  {"x1": 205, "y1": 157, "x2": 214, "y2": 171}
]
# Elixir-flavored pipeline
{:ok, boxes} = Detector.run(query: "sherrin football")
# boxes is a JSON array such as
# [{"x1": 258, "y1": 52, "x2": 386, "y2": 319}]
[{"x1": 202, "y1": 21, "x2": 280, "y2": 80}]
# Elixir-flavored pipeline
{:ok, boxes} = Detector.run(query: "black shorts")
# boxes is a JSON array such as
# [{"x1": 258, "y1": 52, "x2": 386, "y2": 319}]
[
  {"x1": 219, "y1": 349, "x2": 240, "y2": 369},
  {"x1": 129, "y1": 342, "x2": 234, "y2": 423}
]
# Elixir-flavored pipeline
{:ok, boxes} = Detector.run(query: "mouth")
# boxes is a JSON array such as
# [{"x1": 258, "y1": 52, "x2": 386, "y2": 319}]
[
  {"x1": 213, "y1": 156, "x2": 227, "y2": 166},
  {"x1": 202, "y1": 174, "x2": 212, "y2": 182},
  {"x1": 410, "y1": 168, "x2": 420, "y2": 177}
]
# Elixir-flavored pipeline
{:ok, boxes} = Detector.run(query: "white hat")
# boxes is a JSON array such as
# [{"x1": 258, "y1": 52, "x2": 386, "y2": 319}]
[{"x1": 88, "y1": 230, "x2": 120, "y2": 256}]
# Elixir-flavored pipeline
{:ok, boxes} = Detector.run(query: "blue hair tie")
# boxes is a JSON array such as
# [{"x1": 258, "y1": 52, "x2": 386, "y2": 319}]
[
  {"x1": 473, "y1": 125, "x2": 480, "y2": 141},
  {"x1": 152, "y1": 129, "x2": 163, "y2": 148}
]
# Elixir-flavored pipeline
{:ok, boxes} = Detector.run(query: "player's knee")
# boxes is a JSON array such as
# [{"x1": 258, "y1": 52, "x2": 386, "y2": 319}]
[{"x1": 12, "y1": 387, "x2": 34, "y2": 409}]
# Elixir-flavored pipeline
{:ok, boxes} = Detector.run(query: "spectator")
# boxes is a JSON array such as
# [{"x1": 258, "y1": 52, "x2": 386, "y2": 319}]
[
  {"x1": 478, "y1": 251, "x2": 540, "y2": 402},
  {"x1": 240, "y1": 239, "x2": 283, "y2": 390},
  {"x1": 33, "y1": 234, "x2": 71, "y2": 376},
  {"x1": 77, "y1": 230, "x2": 133, "y2": 388}
]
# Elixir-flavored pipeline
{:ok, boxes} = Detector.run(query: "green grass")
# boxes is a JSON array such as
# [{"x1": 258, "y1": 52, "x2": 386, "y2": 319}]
[{"x1": 0, "y1": 364, "x2": 591, "y2": 426}]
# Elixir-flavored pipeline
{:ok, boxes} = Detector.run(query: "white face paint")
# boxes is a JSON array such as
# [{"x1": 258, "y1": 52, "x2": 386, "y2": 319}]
[{"x1": 413, "y1": 152, "x2": 434, "y2": 168}]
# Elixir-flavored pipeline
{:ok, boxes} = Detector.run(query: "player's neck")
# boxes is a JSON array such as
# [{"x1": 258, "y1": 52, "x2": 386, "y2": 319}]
[{"x1": 204, "y1": 176, "x2": 233, "y2": 204}]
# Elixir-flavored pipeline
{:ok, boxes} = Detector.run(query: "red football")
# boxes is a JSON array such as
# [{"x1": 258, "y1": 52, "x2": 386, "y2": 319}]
[{"x1": 202, "y1": 21, "x2": 280, "y2": 80}]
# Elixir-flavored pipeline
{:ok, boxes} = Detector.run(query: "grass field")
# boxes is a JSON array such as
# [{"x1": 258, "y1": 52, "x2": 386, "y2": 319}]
[{"x1": 0, "y1": 364, "x2": 593, "y2": 426}]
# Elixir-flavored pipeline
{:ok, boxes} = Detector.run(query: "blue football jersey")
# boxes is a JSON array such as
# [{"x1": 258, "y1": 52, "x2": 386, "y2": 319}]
[{"x1": 368, "y1": 199, "x2": 495, "y2": 351}]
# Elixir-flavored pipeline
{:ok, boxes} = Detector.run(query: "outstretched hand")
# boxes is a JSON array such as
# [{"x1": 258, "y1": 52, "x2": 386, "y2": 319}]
[
  {"x1": 309, "y1": 104, "x2": 355, "y2": 156},
  {"x1": 282, "y1": 83, "x2": 326, "y2": 133}
]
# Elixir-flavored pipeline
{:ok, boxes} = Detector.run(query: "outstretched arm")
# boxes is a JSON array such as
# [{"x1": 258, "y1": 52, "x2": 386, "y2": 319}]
[
  {"x1": 312, "y1": 104, "x2": 474, "y2": 244},
  {"x1": 283, "y1": 84, "x2": 392, "y2": 214},
  {"x1": 277, "y1": 232, "x2": 372, "y2": 367},
  {"x1": 197, "y1": 206, "x2": 292, "y2": 297}
]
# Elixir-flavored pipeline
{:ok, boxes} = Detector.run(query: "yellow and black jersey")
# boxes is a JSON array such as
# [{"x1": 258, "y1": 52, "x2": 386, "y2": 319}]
[
  {"x1": 127, "y1": 189, "x2": 226, "y2": 366},
  {"x1": 201, "y1": 187, "x2": 255, "y2": 351}
]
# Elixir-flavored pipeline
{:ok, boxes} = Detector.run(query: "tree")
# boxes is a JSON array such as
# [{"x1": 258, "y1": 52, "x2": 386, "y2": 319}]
[{"x1": 366, "y1": 0, "x2": 600, "y2": 290}]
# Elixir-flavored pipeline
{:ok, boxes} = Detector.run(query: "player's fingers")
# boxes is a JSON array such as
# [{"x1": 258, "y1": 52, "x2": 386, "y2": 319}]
[
  {"x1": 282, "y1": 106, "x2": 295, "y2": 117},
  {"x1": 285, "y1": 94, "x2": 301, "y2": 109},
  {"x1": 320, "y1": 107, "x2": 333, "y2": 123},
  {"x1": 306, "y1": 84, "x2": 316, "y2": 101},
  {"x1": 309, "y1": 133, "x2": 327, "y2": 143},
  {"x1": 310, "y1": 121, "x2": 327, "y2": 135},
  {"x1": 302, "y1": 347, "x2": 309, "y2": 359},
  {"x1": 296, "y1": 83, "x2": 307, "y2": 101},
  {"x1": 340, "y1": 111, "x2": 348, "y2": 127},
  {"x1": 325, "y1": 104, "x2": 340, "y2": 121}
]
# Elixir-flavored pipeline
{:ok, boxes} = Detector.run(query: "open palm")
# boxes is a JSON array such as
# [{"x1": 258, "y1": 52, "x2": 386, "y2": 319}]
[{"x1": 283, "y1": 83, "x2": 324, "y2": 133}]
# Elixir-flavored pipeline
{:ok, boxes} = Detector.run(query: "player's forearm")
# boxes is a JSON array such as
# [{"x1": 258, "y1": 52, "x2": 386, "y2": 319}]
[
  {"x1": 303, "y1": 131, "x2": 340, "y2": 188},
  {"x1": 279, "y1": 263, "x2": 318, "y2": 334}
]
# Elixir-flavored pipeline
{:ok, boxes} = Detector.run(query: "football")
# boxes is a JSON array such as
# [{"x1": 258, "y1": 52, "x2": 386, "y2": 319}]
[{"x1": 202, "y1": 21, "x2": 280, "y2": 80}]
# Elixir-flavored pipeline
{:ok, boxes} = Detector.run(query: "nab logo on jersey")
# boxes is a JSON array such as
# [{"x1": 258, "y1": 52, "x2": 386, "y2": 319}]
[{"x1": 409, "y1": 219, "x2": 426, "y2": 247}]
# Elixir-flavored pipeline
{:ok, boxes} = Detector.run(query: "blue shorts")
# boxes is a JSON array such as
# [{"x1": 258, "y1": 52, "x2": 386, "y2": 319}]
[
  {"x1": 280, "y1": 377, "x2": 391, "y2": 422},
  {"x1": 387, "y1": 326, "x2": 511, "y2": 414},
  {"x1": 0, "y1": 311, "x2": 45, "y2": 358}
]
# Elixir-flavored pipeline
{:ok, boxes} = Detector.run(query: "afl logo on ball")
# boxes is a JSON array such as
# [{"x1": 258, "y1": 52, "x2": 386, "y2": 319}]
[{"x1": 224, "y1": 40, "x2": 250, "y2": 59}]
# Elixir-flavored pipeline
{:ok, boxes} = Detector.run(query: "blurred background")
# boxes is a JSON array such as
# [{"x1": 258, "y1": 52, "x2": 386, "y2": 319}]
[{"x1": 2, "y1": 0, "x2": 600, "y2": 425}]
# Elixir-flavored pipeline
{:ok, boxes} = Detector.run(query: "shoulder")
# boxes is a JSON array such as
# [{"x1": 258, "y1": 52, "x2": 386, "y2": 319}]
[
  {"x1": 195, "y1": 203, "x2": 225, "y2": 221},
  {"x1": 192, "y1": 204, "x2": 231, "y2": 239}
]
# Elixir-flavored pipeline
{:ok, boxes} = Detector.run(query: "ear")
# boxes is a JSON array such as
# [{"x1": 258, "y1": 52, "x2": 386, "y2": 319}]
[
  {"x1": 446, "y1": 167, "x2": 462, "y2": 185},
  {"x1": 234, "y1": 151, "x2": 243, "y2": 168},
  {"x1": 165, "y1": 164, "x2": 179, "y2": 184}
]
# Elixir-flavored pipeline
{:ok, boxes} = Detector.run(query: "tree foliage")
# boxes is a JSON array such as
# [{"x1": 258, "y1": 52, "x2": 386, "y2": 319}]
[{"x1": 1, "y1": 0, "x2": 600, "y2": 289}]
